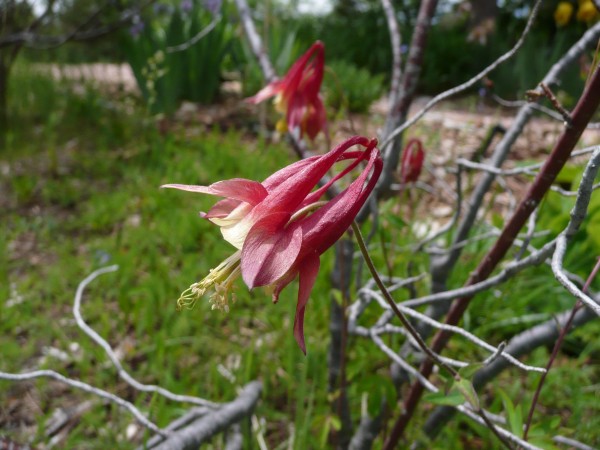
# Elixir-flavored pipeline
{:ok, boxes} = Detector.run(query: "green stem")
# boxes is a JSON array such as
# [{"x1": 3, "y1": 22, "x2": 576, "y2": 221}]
[
  {"x1": 352, "y1": 221, "x2": 513, "y2": 450},
  {"x1": 351, "y1": 221, "x2": 457, "y2": 378}
]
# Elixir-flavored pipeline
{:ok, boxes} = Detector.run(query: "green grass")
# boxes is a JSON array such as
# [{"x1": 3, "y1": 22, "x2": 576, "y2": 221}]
[{"x1": 1, "y1": 62, "x2": 600, "y2": 449}]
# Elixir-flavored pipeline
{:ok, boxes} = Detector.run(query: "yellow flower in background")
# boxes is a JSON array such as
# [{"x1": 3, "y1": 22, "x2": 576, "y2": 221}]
[
  {"x1": 555, "y1": 2, "x2": 574, "y2": 26},
  {"x1": 577, "y1": 1, "x2": 599, "y2": 22}
]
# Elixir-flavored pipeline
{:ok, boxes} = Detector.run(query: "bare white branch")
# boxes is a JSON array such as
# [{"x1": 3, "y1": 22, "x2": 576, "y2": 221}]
[
  {"x1": 73, "y1": 265, "x2": 220, "y2": 408},
  {"x1": 553, "y1": 236, "x2": 600, "y2": 316},
  {"x1": 551, "y1": 147, "x2": 600, "y2": 315},
  {"x1": 380, "y1": 0, "x2": 403, "y2": 108},
  {"x1": 361, "y1": 288, "x2": 545, "y2": 373},
  {"x1": 553, "y1": 435, "x2": 597, "y2": 450},
  {"x1": 166, "y1": 15, "x2": 222, "y2": 53},
  {"x1": 370, "y1": 334, "x2": 542, "y2": 450},
  {"x1": 0, "y1": 369, "x2": 167, "y2": 437},
  {"x1": 234, "y1": 0, "x2": 275, "y2": 81}
]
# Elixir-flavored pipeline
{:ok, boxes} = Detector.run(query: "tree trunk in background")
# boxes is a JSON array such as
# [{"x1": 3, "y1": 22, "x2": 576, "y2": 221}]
[
  {"x1": 467, "y1": 0, "x2": 498, "y2": 44},
  {"x1": 328, "y1": 240, "x2": 354, "y2": 449}
]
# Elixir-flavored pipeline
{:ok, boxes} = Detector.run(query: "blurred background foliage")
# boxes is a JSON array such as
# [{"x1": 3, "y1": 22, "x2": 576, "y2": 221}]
[{"x1": 11, "y1": 0, "x2": 596, "y2": 117}]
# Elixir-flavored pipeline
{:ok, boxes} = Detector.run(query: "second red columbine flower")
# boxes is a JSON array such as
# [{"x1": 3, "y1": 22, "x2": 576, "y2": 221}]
[
  {"x1": 399, "y1": 138, "x2": 424, "y2": 184},
  {"x1": 247, "y1": 41, "x2": 327, "y2": 141},
  {"x1": 163, "y1": 136, "x2": 382, "y2": 353}
]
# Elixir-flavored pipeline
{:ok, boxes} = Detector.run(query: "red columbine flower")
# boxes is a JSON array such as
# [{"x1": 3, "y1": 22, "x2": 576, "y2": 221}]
[
  {"x1": 247, "y1": 41, "x2": 327, "y2": 141},
  {"x1": 163, "y1": 136, "x2": 382, "y2": 353},
  {"x1": 399, "y1": 138, "x2": 424, "y2": 184}
]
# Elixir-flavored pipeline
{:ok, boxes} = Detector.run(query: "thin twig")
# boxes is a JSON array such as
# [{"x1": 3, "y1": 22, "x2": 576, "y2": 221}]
[
  {"x1": 357, "y1": 288, "x2": 545, "y2": 374},
  {"x1": 522, "y1": 256, "x2": 600, "y2": 441},
  {"x1": 351, "y1": 221, "x2": 459, "y2": 380},
  {"x1": 353, "y1": 225, "x2": 514, "y2": 449},
  {"x1": 73, "y1": 265, "x2": 220, "y2": 408},
  {"x1": 166, "y1": 15, "x2": 221, "y2": 53},
  {"x1": 539, "y1": 82, "x2": 572, "y2": 124}
]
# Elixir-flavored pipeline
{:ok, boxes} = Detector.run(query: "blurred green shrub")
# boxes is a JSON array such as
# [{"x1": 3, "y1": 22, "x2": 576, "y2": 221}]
[
  {"x1": 324, "y1": 60, "x2": 385, "y2": 113},
  {"x1": 121, "y1": 0, "x2": 232, "y2": 115}
]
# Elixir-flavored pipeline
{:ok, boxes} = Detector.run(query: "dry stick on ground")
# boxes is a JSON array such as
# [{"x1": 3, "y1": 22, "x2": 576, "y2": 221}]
[
  {"x1": 145, "y1": 382, "x2": 262, "y2": 450},
  {"x1": 0, "y1": 266, "x2": 167, "y2": 438},
  {"x1": 383, "y1": 63, "x2": 600, "y2": 450},
  {"x1": 0, "y1": 368, "x2": 167, "y2": 438}
]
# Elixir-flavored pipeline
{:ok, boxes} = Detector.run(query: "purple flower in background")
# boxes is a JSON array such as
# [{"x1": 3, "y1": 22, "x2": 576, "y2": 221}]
[
  {"x1": 181, "y1": 0, "x2": 193, "y2": 13},
  {"x1": 400, "y1": 44, "x2": 408, "y2": 54},
  {"x1": 129, "y1": 17, "x2": 145, "y2": 38},
  {"x1": 478, "y1": 87, "x2": 487, "y2": 98},
  {"x1": 204, "y1": 0, "x2": 222, "y2": 15}
]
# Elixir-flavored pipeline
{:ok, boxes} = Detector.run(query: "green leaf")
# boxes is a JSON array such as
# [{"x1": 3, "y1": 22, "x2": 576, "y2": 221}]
[
  {"x1": 455, "y1": 378, "x2": 480, "y2": 410},
  {"x1": 499, "y1": 390, "x2": 523, "y2": 436},
  {"x1": 330, "y1": 415, "x2": 342, "y2": 431},
  {"x1": 458, "y1": 363, "x2": 484, "y2": 381},
  {"x1": 423, "y1": 391, "x2": 465, "y2": 407},
  {"x1": 386, "y1": 214, "x2": 407, "y2": 230}
]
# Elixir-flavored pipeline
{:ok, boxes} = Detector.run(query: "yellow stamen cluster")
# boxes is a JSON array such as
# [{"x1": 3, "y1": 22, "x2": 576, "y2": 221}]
[{"x1": 177, "y1": 251, "x2": 241, "y2": 313}]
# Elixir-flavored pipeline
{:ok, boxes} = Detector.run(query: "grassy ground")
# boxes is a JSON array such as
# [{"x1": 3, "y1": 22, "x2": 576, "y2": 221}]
[{"x1": 1, "y1": 62, "x2": 600, "y2": 449}]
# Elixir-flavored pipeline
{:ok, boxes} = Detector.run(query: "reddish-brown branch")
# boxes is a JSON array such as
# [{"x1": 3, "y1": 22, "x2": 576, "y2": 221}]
[{"x1": 384, "y1": 65, "x2": 600, "y2": 449}]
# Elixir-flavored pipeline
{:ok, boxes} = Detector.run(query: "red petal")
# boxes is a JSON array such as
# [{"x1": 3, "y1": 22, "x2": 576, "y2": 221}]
[
  {"x1": 162, "y1": 179, "x2": 268, "y2": 205},
  {"x1": 293, "y1": 254, "x2": 320, "y2": 355},
  {"x1": 303, "y1": 95, "x2": 327, "y2": 140},
  {"x1": 262, "y1": 156, "x2": 320, "y2": 191},
  {"x1": 201, "y1": 198, "x2": 242, "y2": 219},
  {"x1": 303, "y1": 149, "x2": 370, "y2": 205},
  {"x1": 246, "y1": 80, "x2": 284, "y2": 104},
  {"x1": 400, "y1": 139, "x2": 424, "y2": 184},
  {"x1": 279, "y1": 41, "x2": 324, "y2": 104},
  {"x1": 241, "y1": 213, "x2": 303, "y2": 288},
  {"x1": 255, "y1": 136, "x2": 373, "y2": 219},
  {"x1": 271, "y1": 270, "x2": 298, "y2": 303},
  {"x1": 299, "y1": 142, "x2": 382, "y2": 255}
]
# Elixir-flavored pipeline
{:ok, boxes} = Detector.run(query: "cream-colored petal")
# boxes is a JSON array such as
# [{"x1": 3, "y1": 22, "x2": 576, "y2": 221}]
[{"x1": 221, "y1": 219, "x2": 254, "y2": 250}]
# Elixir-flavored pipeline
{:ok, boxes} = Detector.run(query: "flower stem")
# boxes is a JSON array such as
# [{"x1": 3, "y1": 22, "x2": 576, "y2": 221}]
[
  {"x1": 351, "y1": 221, "x2": 457, "y2": 377},
  {"x1": 352, "y1": 221, "x2": 513, "y2": 449}
]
